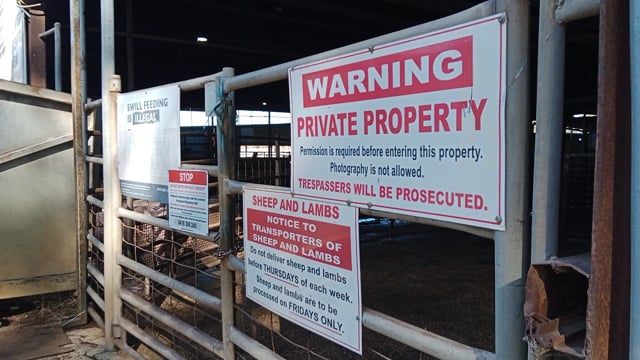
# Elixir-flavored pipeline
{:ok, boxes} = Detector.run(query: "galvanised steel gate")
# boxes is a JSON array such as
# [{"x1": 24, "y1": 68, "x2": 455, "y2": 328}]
[{"x1": 74, "y1": 0, "x2": 534, "y2": 359}]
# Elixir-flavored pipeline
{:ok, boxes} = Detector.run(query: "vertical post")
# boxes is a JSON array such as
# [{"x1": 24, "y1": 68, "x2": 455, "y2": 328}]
[
  {"x1": 126, "y1": 0, "x2": 135, "y2": 91},
  {"x1": 28, "y1": 14, "x2": 46, "y2": 87},
  {"x1": 631, "y1": 0, "x2": 640, "y2": 356},
  {"x1": 493, "y1": 0, "x2": 530, "y2": 359},
  {"x1": 586, "y1": 0, "x2": 631, "y2": 357},
  {"x1": 101, "y1": 0, "x2": 121, "y2": 350},
  {"x1": 54, "y1": 22, "x2": 62, "y2": 91},
  {"x1": 70, "y1": 0, "x2": 88, "y2": 327},
  {"x1": 103, "y1": 74, "x2": 122, "y2": 349},
  {"x1": 531, "y1": 0, "x2": 566, "y2": 263},
  {"x1": 217, "y1": 67, "x2": 237, "y2": 360}
]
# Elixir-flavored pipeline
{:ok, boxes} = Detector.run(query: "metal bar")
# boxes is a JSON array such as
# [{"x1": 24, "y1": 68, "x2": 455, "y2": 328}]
[
  {"x1": 359, "y1": 208, "x2": 495, "y2": 240},
  {"x1": 493, "y1": 0, "x2": 530, "y2": 359},
  {"x1": 54, "y1": 22, "x2": 62, "y2": 91},
  {"x1": 87, "y1": 233, "x2": 105, "y2": 253},
  {"x1": 86, "y1": 194, "x2": 104, "y2": 209},
  {"x1": 100, "y1": 0, "x2": 119, "y2": 345},
  {"x1": 218, "y1": 67, "x2": 238, "y2": 360},
  {"x1": 224, "y1": 179, "x2": 495, "y2": 239},
  {"x1": 531, "y1": 0, "x2": 566, "y2": 263},
  {"x1": 39, "y1": 27, "x2": 56, "y2": 39},
  {"x1": 87, "y1": 263, "x2": 105, "y2": 287},
  {"x1": 555, "y1": 0, "x2": 600, "y2": 23},
  {"x1": 229, "y1": 256, "x2": 494, "y2": 359},
  {"x1": 87, "y1": 305, "x2": 105, "y2": 330},
  {"x1": 85, "y1": 99, "x2": 102, "y2": 112},
  {"x1": 85, "y1": 155, "x2": 104, "y2": 164},
  {"x1": 114, "y1": 339, "x2": 146, "y2": 360},
  {"x1": 181, "y1": 163, "x2": 219, "y2": 176},
  {"x1": 230, "y1": 326, "x2": 286, "y2": 360},
  {"x1": 586, "y1": 0, "x2": 631, "y2": 357},
  {"x1": 70, "y1": 0, "x2": 88, "y2": 327},
  {"x1": 228, "y1": 255, "x2": 245, "y2": 273},
  {"x1": 87, "y1": 286, "x2": 105, "y2": 311},
  {"x1": 363, "y1": 309, "x2": 495, "y2": 360},
  {"x1": 117, "y1": 207, "x2": 218, "y2": 242},
  {"x1": 631, "y1": 0, "x2": 640, "y2": 355},
  {"x1": 223, "y1": 0, "x2": 495, "y2": 93},
  {"x1": 119, "y1": 317, "x2": 187, "y2": 360},
  {"x1": 120, "y1": 289, "x2": 225, "y2": 358},
  {"x1": 117, "y1": 254, "x2": 222, "y2": 313},
  {"x1": 0, "y1": 134, "x2": 72, "y2": 166}
]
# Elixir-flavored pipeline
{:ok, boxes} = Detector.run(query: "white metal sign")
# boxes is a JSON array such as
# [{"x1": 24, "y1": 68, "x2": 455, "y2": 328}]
[
  {"x1": 168, "y1": 169, "x2": 209, "y2": 236},
  {"x1": 243, "y1": 187, "x2": 362, "y2": 353},
  {"x1": 117, "y1": 85, "x2": 181, "y2": 202},
  {"x1": 289, "y1": 15, "x2": 506, "y2": 230}
]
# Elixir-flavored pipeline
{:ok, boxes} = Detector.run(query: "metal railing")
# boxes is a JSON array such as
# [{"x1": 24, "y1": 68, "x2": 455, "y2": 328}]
[{"x1": 74, "y1": 0, "x2": 536, "y2": 359}]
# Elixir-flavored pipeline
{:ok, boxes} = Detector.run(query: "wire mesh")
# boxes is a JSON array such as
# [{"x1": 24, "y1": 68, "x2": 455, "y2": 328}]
[{"x1": 119, "y1": 199, "x2": 226, "y2": 359}]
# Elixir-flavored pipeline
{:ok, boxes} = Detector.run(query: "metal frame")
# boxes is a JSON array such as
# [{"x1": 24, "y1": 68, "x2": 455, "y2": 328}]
[{"x1": 85, "y1": 0, "x2": 536, "y2": 359}]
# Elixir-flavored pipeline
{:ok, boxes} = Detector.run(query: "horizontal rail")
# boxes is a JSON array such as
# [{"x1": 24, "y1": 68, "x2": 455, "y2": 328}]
[
  {"x1": 224, "y1": 0, "x2": 495, "y2": 93},
  {"x1": 359, "y1": 208, "x2": 494, "y2": 240},
  {"x1": 230, "y1": 326, "x2": 286, "y2": 360},
  {"x1": 0, "y1": 78, "x2": 71, "y2": 106},
  {"x1": 38, "y1": 22, "x2": 60, "y2": 39},
  {"x1": 117, "y1": 254, "x2": 222, "y2": 313},
  {"x1": 181, "y1": 163, "x2": 219, "y2": 177},
  {"x1": 555, "y1": 0, "x2": 599, "y2": 23},
  {"x1": 0, "y1": 134, "x2": 72, "y2": 166},
  {"x1": 86, "y1": 194, "x2": 104, "y2": 209},
  {"x1": 85, "y1": 155, "x2": 104, "y2": 164},
  {"x1": 363, "y1": 308, "x2": 495, "y2": 360},
  {"x1": 225, "y1": 179, "x2": 495, "y2": 239},
  {"x1": 87, "y1": 305, "x2": 105, "y2": 330},
  {"x1": 87, "y1": 233, "x2": 105, "y2": 253},
  {"x1": 87, "y1": 263, "x2": 105, "y2": 286},
  {"x1": 117, "y1": 207, "x2": 218, "y2": 242},
  {"x1": 114, "y1": 339, "x2": 146, "y2": 360},
  {"x1": 87, "y1": 286, "x2": 105, "y2": 311},
  {"x1": 120, "y1": 317, "x2": 187, "y2": 360},
  {"x1": 120, "y1": 288, "x2": 224, "y2": 358},
  {"x1": 229, "y1": 255, "x2": 492, "y2": 359},
  {"x1": 84, "y1": 99, "x2": 102, "y2": 112}
]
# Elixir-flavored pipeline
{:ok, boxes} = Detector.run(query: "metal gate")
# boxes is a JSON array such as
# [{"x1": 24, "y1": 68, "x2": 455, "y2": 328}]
[
  {"x1": 78, "y1": 0, "x2": 533, "y2": 359},
  {"x1": 0, "y1": 80, "x2": 79, "y2": 301}
]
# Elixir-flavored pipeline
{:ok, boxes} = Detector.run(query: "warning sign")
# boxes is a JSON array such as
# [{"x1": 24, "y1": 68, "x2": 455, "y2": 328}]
[
  {"x1": 289, "y1": 15, "x2": 506, "y2": 230},
  {"x1": 168, "y1": 169, "x2": 209, "y2": 236},
  {"x1": 243, "y1": 187, "x2": 361, "y2": 353}
]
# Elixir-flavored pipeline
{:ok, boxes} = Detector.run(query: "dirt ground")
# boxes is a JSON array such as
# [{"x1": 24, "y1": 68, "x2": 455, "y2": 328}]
[{"x1": 359, "y1": 220, "x2": 495, "y2": 352}]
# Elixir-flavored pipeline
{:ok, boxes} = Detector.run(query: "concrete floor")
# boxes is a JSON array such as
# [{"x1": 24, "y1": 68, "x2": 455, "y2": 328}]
[{"x1": 40, "y1": 325, "x2": 131, "y2": 360}]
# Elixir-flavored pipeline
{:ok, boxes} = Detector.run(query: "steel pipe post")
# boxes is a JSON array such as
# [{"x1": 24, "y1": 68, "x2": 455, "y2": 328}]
[
  {"x1": 217, "y1": 67, "x2": 237, "y2": 360},
  {"x1": 101, "y1": 0, "x2": 118, "y2": 348},
  {"x1": 54, "y1": 22, "x2": 62, "y2": 91},
  {"x1": 494, "y1": 0, "x2": 531, "y2": 359},
  {"x1": 586, "y1": 0, "x2": 631, "y2": 357},
  {"x1": 631, "y1": 0, "x2": 640, "y2": 356},
  {"x1": 531, "y1": 0, "x2": 566, "y2": 263},
  {"x1": 70, "y1": 0, "x2": 88, "y2": 328}
]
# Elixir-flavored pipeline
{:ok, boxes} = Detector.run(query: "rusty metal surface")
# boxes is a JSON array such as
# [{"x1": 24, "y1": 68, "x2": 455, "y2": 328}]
[
  {"x1": 585, "y1": 0, "x2": 631, "y2": 357},
  {"x1": 525, "y1": 258, "x2": 589, "y2": 357},
  {"x1": 27, "y1": 13, "x2": 46, "y2": 88}
]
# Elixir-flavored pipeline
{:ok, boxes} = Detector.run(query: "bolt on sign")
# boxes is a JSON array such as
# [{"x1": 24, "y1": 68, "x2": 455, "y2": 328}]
[
  {"x1": 117, "y1": 85, "x2": 181, "y2": 203},
  {"x1": 289, "y1": 15, "x2": 507, "y2": 230},
  {"x1": 243, "y1": 187, "x2": 362, "y2": 353}
]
